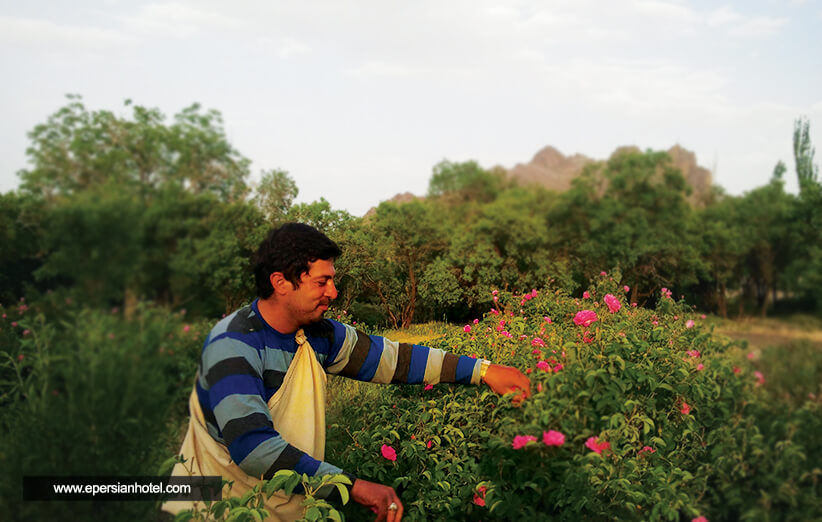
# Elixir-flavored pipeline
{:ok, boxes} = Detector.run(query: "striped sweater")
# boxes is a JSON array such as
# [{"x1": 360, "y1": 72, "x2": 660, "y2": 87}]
[{"x1": 196, "y1": 299, "x2": 481, "y2": 484}]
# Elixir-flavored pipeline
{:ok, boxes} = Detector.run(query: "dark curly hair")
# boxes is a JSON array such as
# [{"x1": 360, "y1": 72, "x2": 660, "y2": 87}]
[{"x1": 252, "y1": 223, "x2": 342, "y2": 298}]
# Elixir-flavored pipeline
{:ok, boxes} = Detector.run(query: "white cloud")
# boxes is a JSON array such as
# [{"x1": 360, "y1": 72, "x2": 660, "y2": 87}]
[
  {"x1": 729, "y1": 15, "x2": 788, "y2": 37},
  {"x1": 347, "y1": 60, "x2": 419, "y2": 79},
  {"x1": 707, "y1": 6, "x2": 743, "y2": 26},
  {"x1": 631, "y1": 0, "x2": 696, "y2": 19},
  {"x1": 0, "y1": 15, "x2": 130, "y2": 48},
  {"x1": 278, "y1": 37, "x2": 310, "y2": 59},
  {"x1": 123, "y1": 2, "x2": 242, "y2": 37}
]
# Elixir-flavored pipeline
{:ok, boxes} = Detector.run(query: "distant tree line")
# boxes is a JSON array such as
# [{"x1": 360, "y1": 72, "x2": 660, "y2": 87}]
[{"x1": 2, "y1": 96, "x2": 820, "y2": 325}]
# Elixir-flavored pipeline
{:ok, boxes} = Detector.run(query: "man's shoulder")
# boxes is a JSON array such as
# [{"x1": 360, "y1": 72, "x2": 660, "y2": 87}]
[{"x1": 208, "y1": 304, "x2": 265, "y2": 341}]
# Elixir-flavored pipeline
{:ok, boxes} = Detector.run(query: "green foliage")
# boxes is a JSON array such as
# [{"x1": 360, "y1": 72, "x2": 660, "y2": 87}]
[
  {"x1": 427, "y1": 160, "x2": 509, "y2": 204},
  {"x1": 549, "y1": 149, "x2": 703, "y2": 302},
  {"x1": 254, "y1": 168, "x2": 299, "y2": 223},
  {"x1": 0, "y1": 296, "x2": 205, "y2": 521},
  {"x1": 19, "y1": 95, "x2": 249, "y2": 202},
  {"x1": 0, "y1": 192, "x2": 45, "y2": 304},
  {"x1": 171, "y1": 468, "x2": 352, "y2": 522},
  {"x1": 794, "y1": 117, "x2": 819, "y2": 192},
  {"x1": 326, "y1": 283, "x2": 821, "y2": 521}
]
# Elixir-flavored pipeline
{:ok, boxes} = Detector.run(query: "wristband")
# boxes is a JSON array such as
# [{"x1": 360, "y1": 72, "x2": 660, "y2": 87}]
[{"x1": 479, "y1": 359, "x2": 491, "y2": 381}]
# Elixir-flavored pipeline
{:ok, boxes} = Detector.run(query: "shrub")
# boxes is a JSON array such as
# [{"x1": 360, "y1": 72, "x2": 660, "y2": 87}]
[
  {"x1": 326, "y1": 277, "x2": 820, "y2": 521},
  {"x1": 0, "y1": 297, "x2": 204, "y2": 521}
]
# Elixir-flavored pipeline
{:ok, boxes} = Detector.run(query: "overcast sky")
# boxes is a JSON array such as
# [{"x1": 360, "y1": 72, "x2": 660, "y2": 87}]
[{"x1": 1, "y1": 0, "x2": 820, "y2": 216}]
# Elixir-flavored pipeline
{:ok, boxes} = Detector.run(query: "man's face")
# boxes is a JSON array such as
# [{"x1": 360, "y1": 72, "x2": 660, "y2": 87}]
[{"x1": 282, "y1": 258, "x2": 338, "y2": 326}]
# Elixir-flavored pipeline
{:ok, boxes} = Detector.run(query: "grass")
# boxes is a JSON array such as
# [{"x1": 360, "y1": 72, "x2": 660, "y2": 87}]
[{"x1": 713, "y1": 314, "x2": 822, "y2": 351}]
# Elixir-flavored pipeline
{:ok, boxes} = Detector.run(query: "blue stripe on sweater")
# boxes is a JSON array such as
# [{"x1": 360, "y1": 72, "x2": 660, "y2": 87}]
[
  {"x1": 210, "y1": 374, "x2": 265, "y2": 407},
  {"x1": 294, "y1": 453, "x2": 322, "y2": 475},
  {"x1": 230, "y1": 429, "x2": 281, "y2": 465},
  {"x1": 408, "y1": 345, "x2": 429, "y2": 383},
  {"x1": 324, "y1": 320, "x2": 347, "y2": 366},
  {"x1": 455, "y1": 356, "x2": 476, "y2": 384},
  {"x1": 209, "y1": 331, "x2": 266, "y2": 352},
  {"x1": 356, "y1": 335, "x2": 385, "y2": 381}
]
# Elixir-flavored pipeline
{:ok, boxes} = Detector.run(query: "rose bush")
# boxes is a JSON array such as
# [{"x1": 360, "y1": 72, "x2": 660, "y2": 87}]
[{"x1": 326, "y1": 276, "x2": 821, "y2": 521}]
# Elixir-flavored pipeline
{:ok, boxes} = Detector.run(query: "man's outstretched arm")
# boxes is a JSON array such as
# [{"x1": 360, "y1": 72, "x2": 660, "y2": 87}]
[{"x1": 324, "y1": 320, "x2": 531, "y2": 400}]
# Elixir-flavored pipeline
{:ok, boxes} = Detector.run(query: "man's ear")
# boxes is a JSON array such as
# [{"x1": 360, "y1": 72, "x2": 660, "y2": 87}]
[{"x1": 269, "y1": 272, "x2": 293, "y2": 296}]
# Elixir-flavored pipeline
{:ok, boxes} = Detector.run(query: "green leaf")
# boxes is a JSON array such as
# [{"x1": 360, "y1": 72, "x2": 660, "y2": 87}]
[
  {"x1": 334, "y1": 483, "x2": 350, "y2": 505},
  {"x1": 173, "y1": 511, "x2": 194, "y2": 522}
]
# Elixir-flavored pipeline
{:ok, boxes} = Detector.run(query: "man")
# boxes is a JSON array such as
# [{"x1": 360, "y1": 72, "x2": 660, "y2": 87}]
[{"x1": 163, "y1": 223, "x2": 530, "y2": 522}]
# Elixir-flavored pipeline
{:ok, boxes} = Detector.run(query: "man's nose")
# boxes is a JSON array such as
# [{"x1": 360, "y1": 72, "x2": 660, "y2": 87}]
[{"x1": 325, "y1": 280, "x2": 338, "y2": 300}]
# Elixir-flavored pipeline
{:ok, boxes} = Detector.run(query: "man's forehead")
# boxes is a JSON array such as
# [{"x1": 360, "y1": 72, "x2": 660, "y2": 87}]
[{"x1": 306, "y1": 259, "x2": 336, "y2": 277}]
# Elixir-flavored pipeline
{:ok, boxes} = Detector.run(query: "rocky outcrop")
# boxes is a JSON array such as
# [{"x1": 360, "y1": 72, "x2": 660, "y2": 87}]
[
  {"x1": 364, "y1": 145, "x2": 714, "y2": 216},
  {"x1": 363, "y1": 191, "x2": 419, "y2": 218},
  {"x1": 507, "y1": 144, "x2": 713, "y2": 205}
]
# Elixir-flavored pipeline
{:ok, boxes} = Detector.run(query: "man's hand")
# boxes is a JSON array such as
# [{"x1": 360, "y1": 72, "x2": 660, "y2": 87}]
[
  {"x1": 483, "y1": 364, "x2": 531, "y2": 404},
  {"x1": 351, "y1": 478, "x2": 403, "y2": 522}
]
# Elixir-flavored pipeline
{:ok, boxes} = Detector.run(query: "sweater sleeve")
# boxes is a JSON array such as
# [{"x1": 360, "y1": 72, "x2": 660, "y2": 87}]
[
  {"x1": 324, "y1": 321, "x2": 482, "y2": 385},
  {"x1": 200, "y1": 335, "x2": 355, "y2": 495}
]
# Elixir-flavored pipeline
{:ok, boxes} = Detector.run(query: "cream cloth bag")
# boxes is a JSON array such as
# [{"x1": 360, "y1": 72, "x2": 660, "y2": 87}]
[{"x1": 162, "y1": 329, "x2": 328, "y2": 521}]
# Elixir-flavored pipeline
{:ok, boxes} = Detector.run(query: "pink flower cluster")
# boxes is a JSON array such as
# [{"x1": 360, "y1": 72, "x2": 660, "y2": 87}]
[
  {"x1": 661, "y1": 287, "x2": 673, "y2": 299},
  {"x1": 685, "y1": 319, "x2": 695, "y2": 329},
  {"x1": 513, "y1": 431, "x2": 565, "y2": 450},
  {"x1": 638, "y1": 445, "x2": 656, "y2": 456},
  {"x1": 531, "y1": 337, "x2": 545, "y2": 347},
  {"x1": 585, "y1": 437, "x2": 611, "y2": 455}
]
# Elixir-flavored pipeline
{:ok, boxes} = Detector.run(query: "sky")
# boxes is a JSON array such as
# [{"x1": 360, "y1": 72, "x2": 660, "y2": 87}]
[{"x1": 1, "y1": 0, "x2": 820, "y2": 216}]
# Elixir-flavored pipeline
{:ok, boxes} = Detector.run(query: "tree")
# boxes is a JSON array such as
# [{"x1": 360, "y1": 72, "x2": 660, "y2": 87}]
[
  {"x1": 427, "y1": 160, "x2": 509, "y2": 205},
  {"x1": 16, "y1": 96, "x2": 256, "y2": 312},
  {"x1": 368, "y1": 200, "x2": 446, "y2": 327},
  {"x1": 0, "y1": 192, "x2": 45, "y2": 304},
  {"x1": 794, "y1": 117, "x2": 819, "y2": 193},
  {"x1": 19, "y1": 96, "x2": 250, "y2": 203},
  {"x1": 787, "y1": 118, "x2": 822, "y2": 312},
  {"x1": 549, "y1": 150, "x2": 703, "y2": 304},
  {"x1": 254, "y1": 169, "x2": 298, "y2": 223}
]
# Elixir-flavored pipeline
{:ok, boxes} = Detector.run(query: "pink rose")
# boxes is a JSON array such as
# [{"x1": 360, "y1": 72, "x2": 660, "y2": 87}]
[
  {"x1": 380, "y1": 444, "x2": 397, "y2": 461},
  {"x1": 573, "y1": 310, "x2": 598, "y2": 327},
  {"x1": 685, "y1": 320, "x2": 695, "y2": 329},
  {"x1": 680, "y1": 402, "x2": 691, "y2": 415},
  {"x1": 585, "y1": 437, "x2": 610, "y2": 455},
  {"x1": 638, "y1": 445, "x2": 656, "y2": 456},
  {"x1": 463, "y1": 325, "x2": 471, "y2": 333},
  {"x1": 603, "y1": 294, "x2": 621, "y2": 313},
  {"x1": 583, "y1": 291, "x2": 590, "y2": 299},
  {"x1": 424, "y1": 384, "x2": 433, "y2": 391},
  {"x1": 512, "y1": 435, "x2": 537, "y2": 449},
  {"x1": 623, "y1": 285, "x2": 630, "y2": 293},
  {"x1": 542, "y1": 430, "x2": 565, "y2": 446}
]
